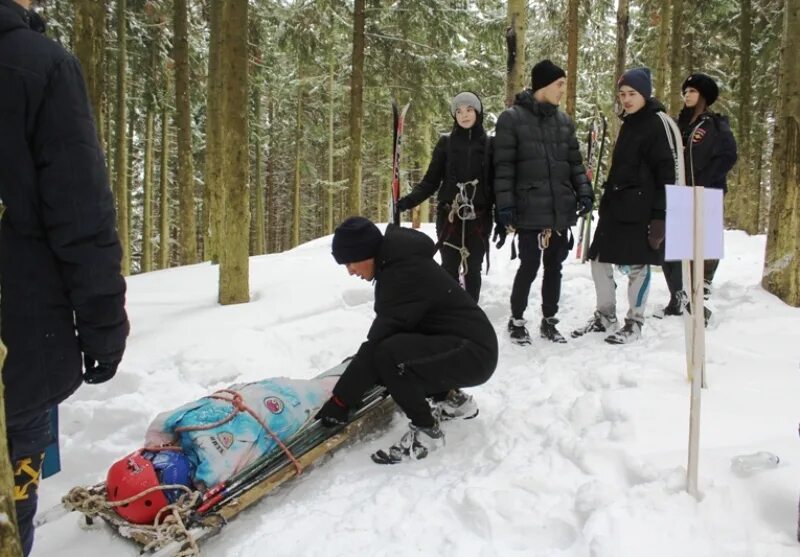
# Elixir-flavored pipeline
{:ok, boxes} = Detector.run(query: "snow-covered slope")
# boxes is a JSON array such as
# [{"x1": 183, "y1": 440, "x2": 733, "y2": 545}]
[{"x1": 32, "y1": 226, "x2": 800, "y2": 557}]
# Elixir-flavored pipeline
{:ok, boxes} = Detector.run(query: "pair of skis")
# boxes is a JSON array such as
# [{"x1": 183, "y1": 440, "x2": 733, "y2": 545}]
[
  {"x1": 391, "y1": 99, "x2": 411, "y2": 226},
  {"x1": 575, "y1": 112, "x2": 608, "y2": 262}
]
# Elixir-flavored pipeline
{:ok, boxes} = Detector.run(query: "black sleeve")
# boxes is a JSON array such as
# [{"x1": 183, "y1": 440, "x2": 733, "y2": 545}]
[
  {"x1": 31, "y1": 55, "x2": 129, "y2": 362},
  {"x1": 493, "y1": 109, "x2": 517, "y2": 211},
  {"x1": 403, "y1": 135, "x2": 448, "y2": 209},
  {"x1": 706, "y1": 118, "x2": 738, "y2": 187},
  {"x1": 645, "y1": 122, "x2": 677, "y2": 220},
  {"x1": 567, "y1": 118, "x2": 592, "y2": 200}
]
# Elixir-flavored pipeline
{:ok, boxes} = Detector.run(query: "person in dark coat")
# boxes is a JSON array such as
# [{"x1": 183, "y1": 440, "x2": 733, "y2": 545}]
[
  {"x1": 572, "y1": 67, "x2": 675, "y2": 344},
  {"x1": 660, "y1": 73, "x2": 738, "y2": 317},
  {"x1": 493, "y1": 59, "x2": 593, "y2": 345},
  {"x1": 315, "y1": 217, "x2": 498, "y2": 464},
  {"x1": 0, "y1": 1, "x2": 128, "y2": 553},
  {"x1": 396, "y1": 91, "x2": 494, "y2": 303}
]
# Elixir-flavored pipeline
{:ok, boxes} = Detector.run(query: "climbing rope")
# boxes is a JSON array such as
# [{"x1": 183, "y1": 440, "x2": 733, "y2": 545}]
[
  {"x1": 443, "y1": 179, "x2": 479, "y2": 279},
  {"x1": 538, "y1": 228, "x2": 552, "y2": 250}
]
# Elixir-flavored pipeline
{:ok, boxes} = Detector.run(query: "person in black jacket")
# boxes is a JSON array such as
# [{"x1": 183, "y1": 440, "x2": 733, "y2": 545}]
[
  {"x1": 572, "y1": 67, "x2": 675, "y2": 344},
  {"x1": 396, "y1": 91, "x2": 493, "y2": 303},
  {"x1": 315, "y1": 217, "x2": 498, "y2": 464},
  {"x1": 660, "y1": 73, "x2": 738, "y2": 317},
  {"x1": 0, "y1": 1, "x2": 128, "y2": 553},
  {"x1": 493, "y1": 59, "x2": 593, "y2": 345}
]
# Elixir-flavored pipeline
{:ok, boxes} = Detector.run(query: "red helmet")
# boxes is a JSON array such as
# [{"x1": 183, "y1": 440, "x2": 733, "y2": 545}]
[{"x1": 106, "y1": 451, "x2": 170, "y2": 524}]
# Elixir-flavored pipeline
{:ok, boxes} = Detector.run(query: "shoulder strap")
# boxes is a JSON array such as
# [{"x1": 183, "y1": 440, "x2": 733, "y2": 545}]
[{"x1": 656, "y1": 111, "x2": 687, "y2": 186}]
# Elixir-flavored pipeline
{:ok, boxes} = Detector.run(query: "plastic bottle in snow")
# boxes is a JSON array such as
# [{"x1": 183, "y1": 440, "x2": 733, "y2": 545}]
[{"x1": 730, "y1": 451, "x2": 780, "y2": 476}]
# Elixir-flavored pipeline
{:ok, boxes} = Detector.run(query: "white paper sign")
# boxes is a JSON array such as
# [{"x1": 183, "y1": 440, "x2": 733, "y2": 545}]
[{"x1": 664, "y1": 185, "x2": 724, "y2": 261}]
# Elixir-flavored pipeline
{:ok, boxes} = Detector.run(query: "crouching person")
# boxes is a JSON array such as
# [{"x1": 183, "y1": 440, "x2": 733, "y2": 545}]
[{"x1": 316, "y1": 217, "x2": 498, "y2": 464}]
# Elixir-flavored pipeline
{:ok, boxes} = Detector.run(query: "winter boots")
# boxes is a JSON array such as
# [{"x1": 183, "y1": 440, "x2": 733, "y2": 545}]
[
  {"x1": 371, "y1": 422, "x2": 446, "y2": 465},
  {"x1": 433, "y1": 389, "x2": 479, "y2": 421},
  {"x1": 571, "y1": 311, "x2": 618, "y2": 338},
  {"x1": 540, "y1": 317, "x2": 567, "y2": 344},
  {"x1": 507, "y1": 318, "x2": 531, "y2": 345},
  {"x1": 604, "y1": 319, "x2": 642, "y2": 344}
]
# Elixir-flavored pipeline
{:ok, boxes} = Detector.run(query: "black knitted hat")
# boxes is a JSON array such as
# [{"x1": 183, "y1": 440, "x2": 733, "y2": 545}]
[
  {"x1": 331, "y1": 217, "x2": 383, "y2": 264},
  {"x1": 531, "y1": 59, "x2": 566, "y2": 92}
]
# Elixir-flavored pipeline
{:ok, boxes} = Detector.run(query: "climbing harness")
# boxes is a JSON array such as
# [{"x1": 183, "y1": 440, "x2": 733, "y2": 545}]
[{"x1": 442, "y1": 179, "x2": 479, "y2": 279}]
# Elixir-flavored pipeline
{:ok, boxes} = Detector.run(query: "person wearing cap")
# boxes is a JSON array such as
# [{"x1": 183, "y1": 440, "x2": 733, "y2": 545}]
[
  {"x1": 660, "y1": 73, "x2": 738, "y2": 318},
  {"x1": 572, "y1": 67, "x2": 675, "y2": 344},
  {"x1": 493, "y1": 59, "x2": 593, "y2": 345},
  {"x1": 314, "y1": 217, "x2": 498, "y2": 464},
  {"x1": 395, "y1": 91, "x2": 494, "y2": 303}
]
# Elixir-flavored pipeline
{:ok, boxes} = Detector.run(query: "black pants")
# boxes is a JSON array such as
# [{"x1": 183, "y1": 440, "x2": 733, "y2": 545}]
[
  {"x1": 437, "y1": 216, "x2": 489, "y2": 303},
  {"x1": 662, "y1": 259, "x2": 720, "y2": 298},
  {"x1": 334, "y1": 335, "x2": 496, "y2": 428},
  {"x1": 7, "y1": 409, "x2": 52, "y2": 557},
  {"x1": 510, "y1": 229, "x2": 571, "y2": 320}
]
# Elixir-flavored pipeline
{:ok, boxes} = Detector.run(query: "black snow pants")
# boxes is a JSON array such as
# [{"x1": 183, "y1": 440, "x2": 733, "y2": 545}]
[
  {"x1": 436, "y1": 213, "x2": 491, "y2": 304},
  {"x1": 509, "y1": 229, "x2": 572, "y2": 320}
]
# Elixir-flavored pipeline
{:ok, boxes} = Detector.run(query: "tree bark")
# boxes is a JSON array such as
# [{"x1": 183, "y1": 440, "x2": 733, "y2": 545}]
[
  {"x1": 738, "y1": 0, "x2": 759, "y2": 233},
  {"x1": 72, "y1": 0, "x2": 106, "y2": 147},
  {"x1": 505, "y1": 0, "x2": 527, "y2": 108},
  {"x1": 762, "y1": 0, "x2": 800, "y2": 306},
  {"x1": 204, "y1": 0, "x2": 223, "y2": 263},
  {"x1": 266, "y1": 97, "x2": 275, "y2": 253},
  {"x1": 327, "y1": 49, "x2": 335, "y2": 235},
  {"x1": 668, "y1": 0, "x2": 685, "y2": 115},
  {"x1": 347, "y1": 0, "x2": 366, "y2": 215},
  {"x1": 159, "y1": 100, "x2": 171, "y2": 270},
  {"x1": 142, "y1": 108, "x2": 155, "y2": 273},
  {"x1": 218, "y1": 0, "x2": 250, "y2": 305},
  {"x1": 0, "y1": 342, "x2": 22, "y2": 557},
  {"x1": 655, "y1": 0, "x2": 671, "y2": 98},
  {"x1": 292, "y1": 72, "x2": 303, "y2": 248},
  {"x1": 114, "y1": 0, "x2": 130, "y2": 275},
  {"x1": 565, "y1": 0, "x2": 579, "y2": 119},
  {"x1": 253, "y1": 85, "x2": 266, "y2": 255},
  {"x1": 610, "y1": 0, "x2": 629, "y2": 144},
  {"x1": 174, "y1": 0, "x2": 198, "y2": 265}
]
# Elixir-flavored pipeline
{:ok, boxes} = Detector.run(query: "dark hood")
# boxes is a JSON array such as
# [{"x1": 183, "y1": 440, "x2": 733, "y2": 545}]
[
  {"x1": 375, "y1": 225, "x2": 435, "y2": 274},
  {"x1": 0, "y1": 0, "x2": 44, "y2": 34},
  {"x1": 513, "y1": 89, "x2": 558, "y2": 117}
]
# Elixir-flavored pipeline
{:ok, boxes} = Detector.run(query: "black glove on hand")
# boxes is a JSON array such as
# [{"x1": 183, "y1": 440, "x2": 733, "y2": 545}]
[
  {"x1": 497, "y1": 208, "x2": 516, "y2": 229},
  {"x1": 577, "y1": 196, "x2": 593, "y2": 217},
  {"x1": 83, "y1": 355, "x2": 120, "y2": 384},
  {"x1": 396, "y1": 196, "x2": 412, "y2": 213},
  {"x1": 648, "y1": 219, "x2": 666, "y2": 250},
  {"x1": 315, "y1": 396, "x2": 350, "y2": 427},
  {"x1": 492, "y1": 223, "x2": 508, "y2": 249}
]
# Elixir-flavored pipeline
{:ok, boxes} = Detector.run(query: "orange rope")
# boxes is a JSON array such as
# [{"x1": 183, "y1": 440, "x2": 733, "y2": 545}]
[{"x1": 174, "y1": 389, "x2": 304, "y2": 475}]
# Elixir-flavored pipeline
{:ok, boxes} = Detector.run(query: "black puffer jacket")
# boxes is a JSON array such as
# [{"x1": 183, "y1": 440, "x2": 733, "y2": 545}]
[
  {"x1": 493, "y1": 90, "x2": 592, "y2": 230},
  {"x1": 402, "y1": 119, "x2": 493, "y2": 227},
  {"x1": 0, "y1": 0, "x2": 128, "y2": 424},
  {"x1": 589, "y1": 99, "x2": 675, "y2": 265},
  {"x1": 678, "y1": 107, "x2": 738, "y2": 191}
]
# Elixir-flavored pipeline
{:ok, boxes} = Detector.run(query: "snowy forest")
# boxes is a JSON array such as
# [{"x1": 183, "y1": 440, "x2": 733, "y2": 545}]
[{"x1": 24, "y1": 0, "x2": 800, "y2": 307}]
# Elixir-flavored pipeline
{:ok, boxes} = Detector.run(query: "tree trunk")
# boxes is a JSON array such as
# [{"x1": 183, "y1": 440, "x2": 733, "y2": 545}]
[
  {"x1": 253, "y1": 85, "x2": 266, "y2": 255},
  {"x1": 266, "y1": 97, "x2": 275, "y2": 253},
  {"x1": 668, "y1": 0, "x2": 685, "y2": 115},
  {"x1": 114, "y1": 0, "x2": 130, "y2": 275},
  {"x1": 326, "y1": 49, "x2": 335, "y2": 235},
  {"x1": 142, "y1": 108, "x2": 155, "y2": 273},
  {"x1": 654, "y1": 0, "x2": 671, "y2": 98},
  {"x1": 72, "y1": 0, "x2": 106, "y2": 147},
  {"x1": 159, "y1": 100, "x2": 171, "y2": 270},
  {"x1": 292, "y1": 73, "x2": 303, "y2": 248},
  {"x1": 0, "y1": 342, "x2": 22, "y2": 557},
  {"x1": 174, "y1": 0, "x2": 198, "y2": 265},
  {"x1": 505, "y1": 0, "x2": 527, "y2": 108},
  {"x1": 204, "y1": 0, "x2": 223, "y2": 263},
  {"x1": 565, "y1": 0, "x2": 579, "y2": 119},
  {"x1": 347, "y1": 0, "x2": 366, "y2": 215},
  {"x1": 218, "y1": 0, "x2": 250, "y2": 305},
  {"x1": 739, "y1": 0, "x2": 759, "y2": 233},
  {"x1": 762, "y1": 0, "x2": 800, "y2": 306},
  {"x1": 610, "y1": 0, "x2": 629, "y2": 144}
]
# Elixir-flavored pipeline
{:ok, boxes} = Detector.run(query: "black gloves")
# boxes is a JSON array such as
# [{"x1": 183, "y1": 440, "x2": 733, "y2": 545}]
[
  {"x1": 577, "y1": 196, "x2": 593, "y2": 217},
  {"x1": 648, "y1": 219, "x2": 666, "y2": 250},
  {"x1": 315, "y1": 396, "x2": 350, "y2": 427},
  {"x1": 497, "y1": 208, "x2": 515, "y2": 229},
  {"x1": 492, "y1": 223, "x2": 508, "y2": 249},
  {"x1": 83, "y1": 355, "x2": 120, "y2": 384},
  {"x1": 396, "y1": 196, "x2": 412, "y2": 213}
]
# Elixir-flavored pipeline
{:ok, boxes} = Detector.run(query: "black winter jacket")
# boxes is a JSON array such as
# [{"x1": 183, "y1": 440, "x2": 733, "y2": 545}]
[
  {"x1": 403, "y1": 120, "x2": 493, "y2": 228},
  {"x1": 493, "y1": 90, "x2": 592, "y2": 230},
  {"x1": 589, "y1": 99, "x2": 676, "y2": 265},
  {"x1": 677, "y1": 107, "x2": 738, "y2": 191},
  {"x1": 0, "y1": 0, "x2": 128, "y2": 424},
  {"x1": 332, "y1": 225, "x2": 498, "y2": 404}
]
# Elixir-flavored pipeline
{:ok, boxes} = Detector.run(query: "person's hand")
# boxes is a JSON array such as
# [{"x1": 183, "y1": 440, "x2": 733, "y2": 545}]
[
  {"x1": 648, "y1": 219, "x2": 665, "y2": 250},
  {"x1": 497, "y1": 208, "x2": 515, "y2": 229},
  {"x1": 83, "y1": 355, "x2": 120, "y2": 384},
  {"x1": 576, "y1": 196, "x2": 593, "y2": 217},
  {"x1": 396, "y1": 196, "x2": 412, "y2": 212},
  {"x1": 492, "y1": 223, "x2": 508, "y2": 249},
  {"x1": 315, "y1": 396, "x2": 350, "y2": 427}
]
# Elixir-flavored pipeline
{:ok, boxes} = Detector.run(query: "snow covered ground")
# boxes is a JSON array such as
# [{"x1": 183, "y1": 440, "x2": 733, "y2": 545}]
[{"x1": 32, "y1": 225, "x2": 800, "y2": 557}]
